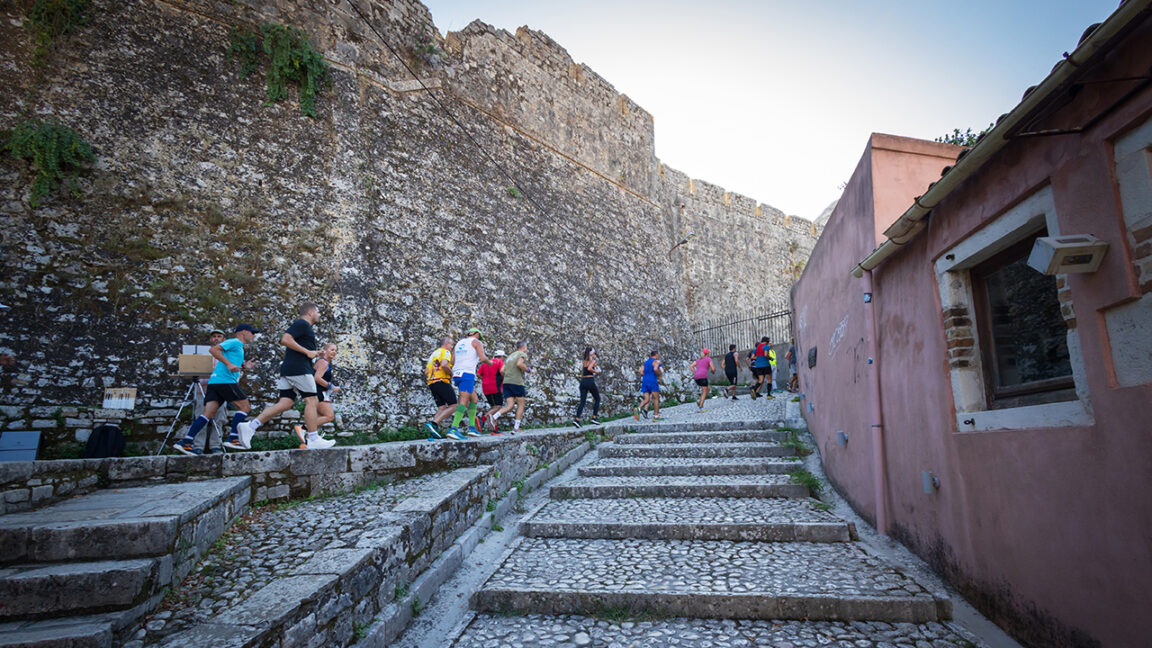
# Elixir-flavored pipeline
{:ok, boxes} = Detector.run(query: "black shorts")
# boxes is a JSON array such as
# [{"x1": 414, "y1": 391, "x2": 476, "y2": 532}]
[
  {"x1": 694, "y1": 378, "x2": 709, "y2": 387},
  {"x1": 503, "y1": 383, "x2": 526, "y2": 398},
  {"x1": 428, "y1": 381, "x2": 457, "y2": 407},
  {"x1": 753, "y1": 366, "x2": 771, "y2": 377},
  {"x1": 485, "y1": 392, "x2": 504, "y2": 407},
  {"x1": 318, "y1": 390, "x2": 330, "y2": 403},
  {"x1": 205, "y1": 383, "x2": 247, "y2": 404},
  {"x1": 726, "y1": 371, "x2": 738, "y2": 385}
]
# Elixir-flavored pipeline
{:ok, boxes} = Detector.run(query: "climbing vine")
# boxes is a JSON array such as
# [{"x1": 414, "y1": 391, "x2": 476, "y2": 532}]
[
  {"x1": 25, "y1": 0, "x2": 90, "y2": 63},
  {"x1": 227, "y1": 22, "x2": 330, "y2": 117},
  {"x1": 4, "y1": 120, "x2": 94, "y2": 207}
]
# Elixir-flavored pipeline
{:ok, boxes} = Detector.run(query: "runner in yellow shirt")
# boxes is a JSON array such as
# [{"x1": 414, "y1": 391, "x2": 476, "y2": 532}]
[{"x1": 424, "y1": 337, "x2": 456, "y2": 439}]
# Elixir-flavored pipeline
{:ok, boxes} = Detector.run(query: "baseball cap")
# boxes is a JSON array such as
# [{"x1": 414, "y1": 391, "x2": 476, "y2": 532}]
[
  {"x1": 235, "y1": 324, "x2": 262, "y2": 334},
  {"x1": 466, "y1": 327, "x2": 484, "y2": 341},
  {"x1": 702, "y1": 348, "x2": 710, "y2": 355},
  {"x1": 494, "y1": 349, "x2": 507, "y2": 357},
  {"x1": 209, "y1": 328, "x2": 226, "y2": 336}
]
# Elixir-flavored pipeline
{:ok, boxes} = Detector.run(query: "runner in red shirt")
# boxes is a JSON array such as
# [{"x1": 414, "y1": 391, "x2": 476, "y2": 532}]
[{"x1": 478, "y1": 350, "x2": 506, "y2": 434}]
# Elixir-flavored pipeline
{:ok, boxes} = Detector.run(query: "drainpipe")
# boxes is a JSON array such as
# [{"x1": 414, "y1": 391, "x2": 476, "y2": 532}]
[{"x1": 862, "y1": 269, "x2": 888, "y2": 534}]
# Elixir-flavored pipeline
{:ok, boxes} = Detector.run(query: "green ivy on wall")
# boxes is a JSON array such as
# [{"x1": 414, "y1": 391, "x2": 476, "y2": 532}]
[
  {"x1": 25, "y1": 0, "x2": 90, "y2": 63},
  {"x1": 3, "y1": 120, "x2": 94, "y2": 207},
  {"x1": 228, "y1": 22, "x2": 331, "y2": 118}
]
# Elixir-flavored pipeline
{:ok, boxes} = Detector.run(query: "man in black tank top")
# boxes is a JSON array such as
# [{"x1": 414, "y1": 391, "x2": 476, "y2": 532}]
[{"x1": 723, "y1": 344, "x2": 741, "y2": 400}]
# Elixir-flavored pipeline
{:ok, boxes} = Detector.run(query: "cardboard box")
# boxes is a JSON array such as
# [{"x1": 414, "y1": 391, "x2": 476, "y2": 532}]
[{"x1": 178, "y1": 354, "x2": 214, "y2": 376}]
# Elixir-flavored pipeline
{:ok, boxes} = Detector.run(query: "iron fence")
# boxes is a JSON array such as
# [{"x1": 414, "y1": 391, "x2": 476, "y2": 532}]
[{"x1": 692, "y1": 301, "x2": 792, "y2": 353}]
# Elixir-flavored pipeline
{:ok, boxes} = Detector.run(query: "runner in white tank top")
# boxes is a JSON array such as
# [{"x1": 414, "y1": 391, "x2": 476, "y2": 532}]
[
  {"x1": 453, "y1": 337, "x2": 480, "y2": 377},
  {"x1": 446, "y1": 328, "x2": 489, "y2": 439}
]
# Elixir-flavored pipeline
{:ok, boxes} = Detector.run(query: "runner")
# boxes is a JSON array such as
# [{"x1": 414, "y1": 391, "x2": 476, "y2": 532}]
[
  {"x1": 479, "y1": 349, "x2": 505, "y2": 434},
  {"x1": 423, "y1": 337, "x2": 456, "y2": 440},
  {"x1": 750, "y1": 336, "x2": 776, "y2": 400},
  {"x1": 492, "y1": 340, "x2": 532, "y2": 434},
  {"x1": 297, "y1": 343, "x2": 340, "y2": 445},
  {"x1": 723, "y1": 344, "x2": 741, "y2": 400},
  {"x1": 746, "y1": 348, "x2": 758, "y2": 399},
  {"x1": 446, "y1": 328, "x2": 491, "y2": 440},
  {"x1": 236, "y1": 302, "x2": 336, "y2": 449},
  {"x1": 787, "y1": 338, "x2": 799, "y2": 392},
  {"x1": 174, "y1": 324, "x2": 260, "y2": 455},
  {"x1": 190, "y1": 328, "x2": 229, "y2": 454},
  {"x1": 694, "y1": 348, "x2": 716, "y2": 411},
  {"x1": 572, "y1": 346, "x2": 601, "y2": 427},
  {"x1": 634, "y1": 350, "x2": 663, "y2": 421}
]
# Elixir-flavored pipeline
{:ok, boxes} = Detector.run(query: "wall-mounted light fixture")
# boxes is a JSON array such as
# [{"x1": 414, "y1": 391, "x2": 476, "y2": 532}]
[
  {"x1": 837, "y1": 430, "x2": 849, "y2": 446},
  {"x1": 668, "y1": 231, "x2": 696, "y2": 260},
  {"x1": 1027, "y1": 234, "x2": 1109, "y2": 274},
  {"x1": 922, "y1": 470, "x2": 940, "y2": 494}
]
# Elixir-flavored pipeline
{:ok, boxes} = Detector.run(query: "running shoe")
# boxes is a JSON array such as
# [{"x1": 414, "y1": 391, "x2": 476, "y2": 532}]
[
  {"x1": 633, "y1": 408, "x2": 640, "y2": 421},
  {"x1": 589, "y1": 418, "x2": 601, "y2": 425},
  {"x1": 764, "y1": 393, "x2": 775, "y2": 399},
  {"x1": 642, "y1": 409, "x2": 650, "y2": 420},
  {"x1": 572, "y1": 418, "x2": 582, "y2": 428},
  {"x1": 172, "y1": 439, "x2": 198, "y2": 456},
  {"x1": 424, "y1": 422, "x2": 443, "y2": 439},
  {"x1": 306, "y1": 435, "x2": 337, "y2": 450},
  {"x1": 222, "y1": 437, "x2": 245, "y2": 451},
  {"x1": 488, "y1": 416, "x2": 499, "y2": 432},
  {"x1": 207, "y1": 447, "x2": 224, "y2": 455},
  {"x1": 293, "y1": 425, "x2": 307, "y2": 446},
  {"x1": 698, "y1": 406, "x2": 705, "y2": 412},
  {"x1": 653, "y1": 415, "x2": 663, "y2": 420},
  {"x1": 489, "y1": 430, "x2": 502, "y2": 435},
  {"x1": 446, "y1": 428, "x2": 466, "y2": 441},
  {"x1": 732, "y1": 396, "x2": 739, "y2": 400},
  {"x1": 236, "y1": 421, "x2": 256, "y2": 449},
  {"x1": 466, "y1": 427, "x2": 481, "y2": 437}
]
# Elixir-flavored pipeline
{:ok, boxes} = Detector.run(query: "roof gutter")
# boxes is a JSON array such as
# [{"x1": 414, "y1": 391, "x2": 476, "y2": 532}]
[{"x1": 849, "y1": 0, "x2": 1152, "y2": 278}]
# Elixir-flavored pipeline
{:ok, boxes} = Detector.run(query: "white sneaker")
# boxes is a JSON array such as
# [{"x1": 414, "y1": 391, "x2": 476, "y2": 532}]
[
  {"x1": 237, "y1": 421, "x2": 256, "y2": 449},
  {"x1": 306, "y1": 435, "x2": 337, "y2": 450}
]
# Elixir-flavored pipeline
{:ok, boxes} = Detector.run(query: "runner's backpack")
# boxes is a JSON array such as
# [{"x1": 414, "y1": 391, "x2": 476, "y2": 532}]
[{"x1": 84, "y1": 424, "x2": 126, "y2": 458}]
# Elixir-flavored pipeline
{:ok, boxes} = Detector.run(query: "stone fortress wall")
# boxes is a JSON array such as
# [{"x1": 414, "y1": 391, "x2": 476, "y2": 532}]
[{"x1": 0, "y1": 0, "x2": 817, "y2": 449}]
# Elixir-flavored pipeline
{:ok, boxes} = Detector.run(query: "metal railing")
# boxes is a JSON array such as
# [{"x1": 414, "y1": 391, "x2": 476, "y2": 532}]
[{"x1": 691, "y1": 301, "x2": 792, "y2": 353}]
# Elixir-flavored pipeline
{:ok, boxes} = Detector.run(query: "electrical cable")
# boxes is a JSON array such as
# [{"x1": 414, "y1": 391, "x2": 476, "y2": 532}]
[{"x1": 344, "y1": 0, "x2": 553, "y2": 220}]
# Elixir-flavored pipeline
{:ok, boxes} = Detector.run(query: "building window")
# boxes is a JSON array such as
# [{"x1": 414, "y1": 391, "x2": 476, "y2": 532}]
[
  {"x1": 970, "y1": 230, "x2": 1074, "y2": 408},
  {"x1": 935, "y1": 185, "x2": 1092, "y2": 431}
]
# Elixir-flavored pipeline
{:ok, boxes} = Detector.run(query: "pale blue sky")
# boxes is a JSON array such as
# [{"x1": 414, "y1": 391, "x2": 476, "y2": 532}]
[{"x1": 420, "y1": 1, "x2": 1121, "y2": 219}]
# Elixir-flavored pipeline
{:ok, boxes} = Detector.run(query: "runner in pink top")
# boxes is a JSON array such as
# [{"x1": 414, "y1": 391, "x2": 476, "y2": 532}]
[
  {"x1": 479, "y1": 351, "x2": 506, "y2": 433},
  {"x1": 694, "y1": 349, "x2": 716, "y2": 411}
]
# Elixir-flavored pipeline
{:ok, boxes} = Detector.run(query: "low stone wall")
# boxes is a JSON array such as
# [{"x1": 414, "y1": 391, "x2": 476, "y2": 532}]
[{"x1": 0, "y1": 428, "x2": 592, "y2": 516}]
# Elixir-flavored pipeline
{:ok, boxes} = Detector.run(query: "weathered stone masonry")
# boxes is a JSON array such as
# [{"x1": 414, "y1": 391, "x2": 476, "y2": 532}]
[{"x1": 0, "y1": 0, "x2": 816, "y2": 450}]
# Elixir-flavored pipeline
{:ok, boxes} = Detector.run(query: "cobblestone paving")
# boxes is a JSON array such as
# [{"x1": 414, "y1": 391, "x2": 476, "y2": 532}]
[
  {"x1": 455, "y1": 614, "x2": 981, "y2": 648},
  {"x1": 580, "y1": 457, "x2": 801, "y2": 476},
  {"x1": 609, "y1": 393, "x2": 790, "y2": 426},
  {"x1": 484, "y1": 537, "x2": 935, "y2": 598},
  {"x1": 531, "y1": 497, "x2": 839, "y2": 526},
  {"x1": 117, "y1": 472, "x2": 446, "y2": 647}
]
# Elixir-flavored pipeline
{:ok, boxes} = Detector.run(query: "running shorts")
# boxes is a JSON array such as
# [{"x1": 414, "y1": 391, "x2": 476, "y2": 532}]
[
  {"x1": 429, "y1": 381, "x2": 456, "y2": 407},
  {"x1": 205, "y1": 383, "x2": 246, "y2": 404},
  {"x1": 503, "y1": 383, "x2": 527, "y2": 398},
  {"x1": 694, "y1": 378, "x2": 709, "y2": 387},
  {"x1": 485, "y1": 392, "x2": 504, "y2": 407},
  {"x1": 641, "y1": 379, "x2": 660, "y2": 394},
  {"x1": 726, "y1": 371, "x2": 738, "y2": 385},
  {"x1": 452, "y1": 373, "x2": 476, "y2": 394},
  {"x1": 277, "y1": 374, "x2": 317, "y2": 399}
]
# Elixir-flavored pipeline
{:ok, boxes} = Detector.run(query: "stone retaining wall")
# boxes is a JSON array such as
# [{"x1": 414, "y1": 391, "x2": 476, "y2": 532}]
[{"x1": 0, "y1": 427, "x2": 592, "y2": 516}]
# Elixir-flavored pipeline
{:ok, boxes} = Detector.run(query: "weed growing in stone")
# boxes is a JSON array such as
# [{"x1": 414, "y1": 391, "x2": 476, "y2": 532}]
[
  {"x1": 4, "y1": 119, "x2": 94, "y2": 207},
  {"x1": 810, "y1": 499, "x2": 833, "y2": 513},
  {"x1": 779, "y1": 431, "x2": 813, "y2": 456},
  {"x1": 485, "y1": 499, "x2": 497, "y2": 512},
  {"x1": 505, "y1": 185, "x2": 522, "y2": 198},
  {"x1": 791, "y1": 396, "x2": 801, "y2": 402},
  {"x1": 394, "y1": 581, "x2": 409, "y2": 600},
  {"x1": 584, "y1": 429, "x2": 600, "y2": 448},
  {"x1": 227, "y1": 22, "x2": 331, "y2": 117},
  {"x1": 410, "y1": 596, "x2": 423, "y2": 616},
  {"x1": 788, "y1": 468, "x2": 824, "y2": 496},
  {"x1": 492, "y1": 523, "x2": 504, "y2": 532},
  {"x1": 353, "y1": 618, "x2": 375, "y2": 640},
  {"x1": 24, "y1": 0, "x2": 89, "y2": 63}
]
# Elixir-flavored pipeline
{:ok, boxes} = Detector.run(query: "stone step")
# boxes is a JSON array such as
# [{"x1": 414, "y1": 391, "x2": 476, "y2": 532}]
[
  {"x1": 579, "y1": 457, "x2": 802, "y2": 477},
  {"x1": 598, "y1": 442, "x2": 794, "y2": 459},
  {"x1": 452, "y1": 613, "x2": 978, "y2": 647},
  {"x1": 613, "y1": 430, "x2": 787, "y2": 445},
  {"x1": 0, "y1": 477, "x2": 251, "y2": 564},
  {"x1": 0, "y1": 557, "x2": 169, "y2": 621},
  {"x1": 607, "y1": 419, "x2": 780, "y2": 434},
  {"x1": 0, "y1": 615, "x2": 117, "y2": 648},
  {"x1": 550, "y1": 475, "x2": 809, "y2": 499},
  {"x1": 521, "y1": 497, "x2": 852, "y2": 542},
  {"x1": 472, "y1": 537, "x2": 952, "y2": 622}
]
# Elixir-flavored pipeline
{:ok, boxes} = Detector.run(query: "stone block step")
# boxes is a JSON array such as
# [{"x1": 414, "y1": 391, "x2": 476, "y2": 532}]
[
  {"x1": 0, "y1": 557, "x2": 169, "y2": 620},
  {"x1": 598, "y1": 442, "x2": 794, "y2": 459},
  {"x1": 614, "y1": 430, "x2": 787, "y2": 445},
  {"x1": 0, "y1": 614, "x2": 116, "y2": 648},
  {"x1": 608, "y1": 420, "x2": 778, "y2": 434},
  {"x1": 579, "y1": 457, "x2": 802, "y2": 477},
  {"x1": 522, "y1": 497, "x2": 851, "y2": 542},
  {"x1": 452, "y1": 613, "x2": 978, "y2": 647},
  {"x1": 473, "y1": 537, "x2": 951, "y2": 622},
  {"x1": 0, "y1": 477, "x2": 251, "y2": 564},
  {"x1": 550, "y1": 475, "x2": 809, "y2": 499}
]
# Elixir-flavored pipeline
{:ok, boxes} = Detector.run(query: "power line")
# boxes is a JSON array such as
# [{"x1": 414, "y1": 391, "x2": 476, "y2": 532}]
[{"x1": 344, "y1": 0, "x2": 553, "y2": 220}]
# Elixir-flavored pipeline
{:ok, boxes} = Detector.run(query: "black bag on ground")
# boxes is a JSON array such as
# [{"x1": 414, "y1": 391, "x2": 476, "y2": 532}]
[{"x1": 84, "y1": 424, "x2": 126, "y2": 458}]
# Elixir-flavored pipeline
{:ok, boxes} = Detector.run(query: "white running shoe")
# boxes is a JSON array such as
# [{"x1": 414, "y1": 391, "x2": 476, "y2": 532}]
[
  {"x1": 237, "y1": 421, "x2": 256, "y2": 449},
  {"x1": 306, "y1": 435, "x2": 337, "y2": 450}
]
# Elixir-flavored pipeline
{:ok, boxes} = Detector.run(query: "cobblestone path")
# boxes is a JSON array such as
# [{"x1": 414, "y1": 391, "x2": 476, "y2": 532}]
[{"x1": 452, "y1": 404, "x2": 986, "y2": 647}]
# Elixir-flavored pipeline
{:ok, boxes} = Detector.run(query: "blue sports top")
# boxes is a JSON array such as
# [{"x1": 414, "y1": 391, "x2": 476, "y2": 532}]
[{"x1": 208, "y1": 338, "x2": 244, "y2": 385}]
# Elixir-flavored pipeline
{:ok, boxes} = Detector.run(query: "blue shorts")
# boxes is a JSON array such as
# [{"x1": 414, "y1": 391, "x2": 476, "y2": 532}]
[
  {"x1": 452, "y1": 373, "x2": 476, "y2": 394},
  {"x1": 503, "y1": 383, "x2": 527, "y2": 398},
  {"x1": 641, "y1": 379, "x2": 660, "y2": 394}
]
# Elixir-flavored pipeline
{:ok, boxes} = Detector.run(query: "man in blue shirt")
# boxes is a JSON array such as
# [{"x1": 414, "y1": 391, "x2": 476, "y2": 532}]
[{"x1": 173, "y1": 324, "x2": 260, "y2": 455}]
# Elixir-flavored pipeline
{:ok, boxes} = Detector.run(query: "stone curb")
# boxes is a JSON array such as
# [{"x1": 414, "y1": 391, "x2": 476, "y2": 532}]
[
  {"x1": 549, "y1": 482, "x2": 809, "y2": 499},
  {"x1": 471, "y1": 588, "x2": 952, "y2": 623},
  {"x1": 578, "y1": 459, "x2": 802, "y2": 476},
  {"x1": 355, "y1": 440, "x2": 594, "y2": 648},
  {"x1": 519, "y1": 521, "x2": 851, "y2": 542}
]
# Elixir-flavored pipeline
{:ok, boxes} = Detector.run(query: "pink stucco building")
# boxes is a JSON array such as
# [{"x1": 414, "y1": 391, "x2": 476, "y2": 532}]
[{"x1": 791, "y1": 3, "x2": 1152, "y2": 647}]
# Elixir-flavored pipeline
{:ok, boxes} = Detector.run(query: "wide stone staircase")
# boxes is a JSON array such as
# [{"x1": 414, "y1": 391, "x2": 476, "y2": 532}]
[
  {"x1": 455, "y1": 424, "x2": 972, "y2": 646},
  {"x1": 0, "y1": 478, "x2": 250, "y2": 648}
]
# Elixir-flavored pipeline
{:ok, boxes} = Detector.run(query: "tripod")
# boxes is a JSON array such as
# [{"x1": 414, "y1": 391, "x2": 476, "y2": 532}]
[{"x1": 156, "y1": 380, "x2": 225, "y2": 455}]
